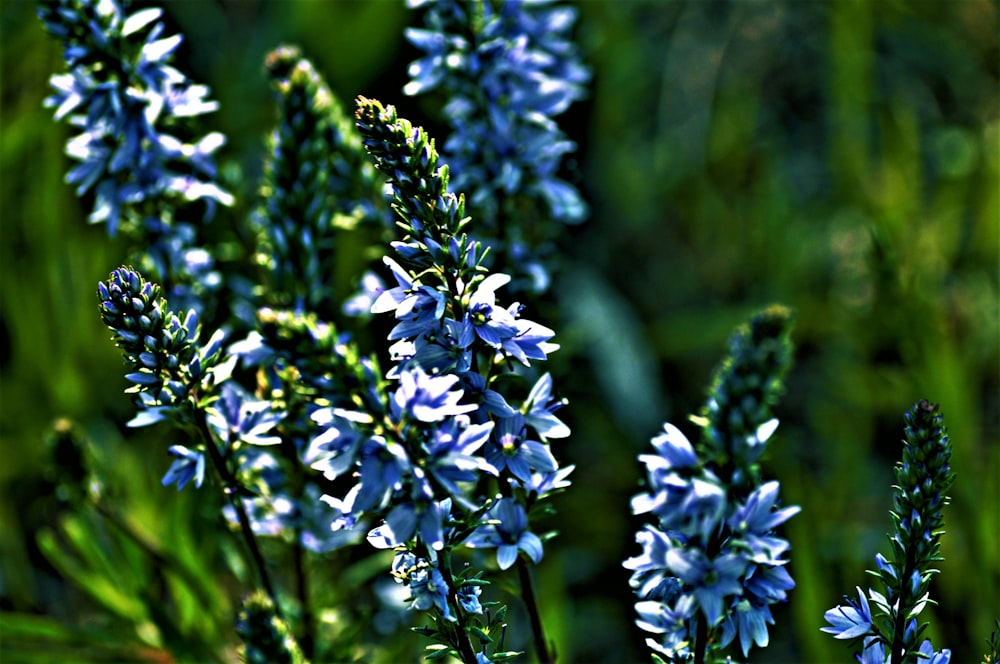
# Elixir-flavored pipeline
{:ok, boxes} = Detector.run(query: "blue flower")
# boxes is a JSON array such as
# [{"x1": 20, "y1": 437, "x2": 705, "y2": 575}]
[
  {"x1": 485, "y1": 413, "x2": 557, "y2": 483},
  {"x1": 721, "y1": 598, "x2": 775, "y2": 657},
  {"x1": 353, "y1": 436, "x2": 410, "y2": 514},
  {"x1": 206, "y1": 382, "x2": 285, "y2": 447},
  {"x1": 665, "y1": 548, "x2": 746, "y2": 626},
  {"x1": 633, "y1": 595, "x2": 695, "y2": 660},
  {"x1": 822, "y1": 587, "x2": 875, "y2": 640},
  {"x1": 624, "y1": 525, "x2": 676, "y2": 600},
  {"x1": 464, "y1": 498, "x2": 543, "y2": 570},
  {"x1": 371, "y1": 257, "x2": 447, "y2": 341},
  {"x1": 522, "y1": 372, "x2": 570, "y2": 441},
  {"x1": 391, "y1": 367, "x2": 478, "y2": 423},
  {"x1": 161, "y1": 444, "x2": 205, "y2": 490},
  {"x1": 728, "y1": 480, "x2": 800, "y2": 564},
  {"x1": 392, "y1": 551, "x2": 455, "y2": 622},
  {"x1": 917, "y1": 639, "x2": 951, "y2": 664},
  {"x1": 456, "y1": 583, "x2": 483, "y2": 615},
  {"x1": 641, "y1": 422, "x2": 700, "y2": 473},
  {"x1": 368, "y1": 492, "x2": 453, "y2": 552},
  {"x1": 467, "y1": 274, "x2": 520, "y2": 347},
  {"x1": 521, "y1": 465, "x2": 575, "y2": 499},
  {"x1": 421, "y1": 419, "x2": 498, "y2": 508}
]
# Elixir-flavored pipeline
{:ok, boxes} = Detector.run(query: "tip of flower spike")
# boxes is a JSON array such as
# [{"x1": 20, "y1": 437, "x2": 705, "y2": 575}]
[
  {"x1": 748, "y1": 305, "x2": 794, "y2": 342},
  {"x1": 264, "y1": 44, "x2": 302, "y2": 79}
]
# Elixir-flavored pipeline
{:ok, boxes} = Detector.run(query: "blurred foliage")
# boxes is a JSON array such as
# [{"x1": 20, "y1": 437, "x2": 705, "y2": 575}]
[{"x1": 1, "y1": 1, "x2": 996, "y2": 663}]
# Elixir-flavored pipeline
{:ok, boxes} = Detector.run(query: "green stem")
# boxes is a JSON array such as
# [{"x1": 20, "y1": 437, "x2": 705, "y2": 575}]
[
  {"x1": 890, "y1": 545, "x2": 920, "y2": 664},
  {"x1": 292, "y1": 530, "x2": 314, "y2": 660},
  {"x1": 516, "y1": 557, "x2": 553, "y2": 664},
  {"x1": 439, "y1": 548, "x2": 479, "y2": 664},
  {"x1": 194, "y1": 412, "x2": 282, "y2": 618}
]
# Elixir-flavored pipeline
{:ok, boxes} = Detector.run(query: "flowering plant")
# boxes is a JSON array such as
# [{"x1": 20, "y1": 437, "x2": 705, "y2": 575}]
[{"x1": 20, "y1": 0, "x2": 996, "y2": 662}]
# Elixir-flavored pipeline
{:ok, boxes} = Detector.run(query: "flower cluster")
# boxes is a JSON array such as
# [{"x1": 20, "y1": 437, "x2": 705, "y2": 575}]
[
  {"x1": 823, "y1": 400, "x2": 955, "y2": 664},
  {"x1": 404, "y1": 0, "x2": 590, "y2": 292},
  {"x1": 38, "y1": 0, "x2": 232, "y2": 313},
  {"x1": 625, "y1": 306, "x2": 798, "y2": 661}
]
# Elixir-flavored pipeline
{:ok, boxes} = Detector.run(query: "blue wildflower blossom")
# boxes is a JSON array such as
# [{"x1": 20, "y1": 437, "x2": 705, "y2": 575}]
[
  {"x1": 456, "y1": 584, "x2": 483, "y2": 615},
  {"x1": 822, "y1": 587, "x2": 875, "y2": 641},
  {"x1": 666, "y1": 548, "x2": 747, "y2": 626},
  {"x1": 485, "y1": 414, "x2": 558, "y2": 483},
  {"x1": 353, "y1": 436, "x2": 411, "y2": 514},
  {"x1": 728, "y1": 481, "x2": 801, "y2": 564},
  {"x1": 206, "y1": 382, "x2": 285, "y2": 448},
  {"x1": 721, "y1": 598, "x2": 774, "y2": 657},
  {"x1": 421, "y1": 419, "x2": 498, "y2": 507},
  {"x1": 624, "y1": 525, "x2": 678, "y2": 601},
  {"x1": 467, "y1": 274, "x2": 520, "y2": 347},
  {"x1": 634, "y1": 595, "x2": 696, "y2": 660},
  {"x1": 521, "y1": 465, "x2": 575, "y2": 499},
  {"x1": 918, "y1": 638, "x2": 951, "y2": 664},
  {"x1": 161, "y1": 444, "x2": 205, "y2": 490},
  {"x1": 392, "y1": 551, "x2": 456, "y2": 622},
  {"x1": 391, "y1": 367, "x2": 478, "y2": 423},
  {"x1": 465, "y1": 498, "x2": 543, "y2": 570},
  {"x1": 368, "y1": 491, "x2": 453, "y2": 552},
  {"x1": 522, "y1": 372, "x2": 570, "y2": 441}
]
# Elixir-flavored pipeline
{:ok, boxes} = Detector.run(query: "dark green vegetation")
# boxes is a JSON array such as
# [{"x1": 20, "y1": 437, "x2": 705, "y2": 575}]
[{"x1": 1, "y1": 2, "x2": 996, "y2": 662}]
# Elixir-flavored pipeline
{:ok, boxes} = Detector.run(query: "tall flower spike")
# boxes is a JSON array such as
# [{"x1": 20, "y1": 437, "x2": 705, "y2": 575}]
[
  {"x1": 38, "y1": 0, "x2": 232, "y2": 237},
  {"x1": 254, "y1": 46, "x2": 387, "y2": 319},
  {"x1": 39, "y1": 0, "x2": 232, "y2": 316},
  {"x1": 349, "y1": 98, "x2": 570, "y2": 663},
  {"x1": 626, "y1": 306, "x2": 798, "y2": 662},
  {"x1": 405, "y1": 0, "x2": 590, "y2": 293},
  {"x1": 825, "y1": 400, "x2": 955, "y2": 664}
]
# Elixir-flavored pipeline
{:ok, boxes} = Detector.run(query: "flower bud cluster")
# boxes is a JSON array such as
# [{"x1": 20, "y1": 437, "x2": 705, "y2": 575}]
[
  {"x1": 98, "y1": 265, "x2": 230, "y2": 426},
  {"x1": 254, "y1": 46, "x2": 388, "y2": 319},
  {"x1": 235, "y1": 589, "x2": 307, "y2": 664},
  {"x1": 625, "y1": 307, "x2": 798, "y2": 661}
]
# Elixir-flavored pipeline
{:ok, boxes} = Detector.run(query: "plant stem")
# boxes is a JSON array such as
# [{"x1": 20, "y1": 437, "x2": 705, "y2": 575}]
[
  {"x1": 439, "y1": 548, "x2": 479, "y2": 664},
  {"x1": 292, "y1": 534, "x2": 314, "y2": 660},
  {"x1": 195, "y1": 412, "x2": 282, "y2": 617},
  {"x1": 693, "y1": 614, "x2": 707, "y2": 664},
  {"x1": 891, "y1": 545, "x2": 919, "y2": 664},
  {"x1": 516, "y1": 556, "x2": 553, "y2": 664}
]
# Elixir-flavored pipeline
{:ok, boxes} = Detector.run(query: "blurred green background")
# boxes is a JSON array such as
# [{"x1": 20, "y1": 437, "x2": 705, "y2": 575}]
[{"x1": 1, "y1": 1, "x2": 997, "y2": 662}]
